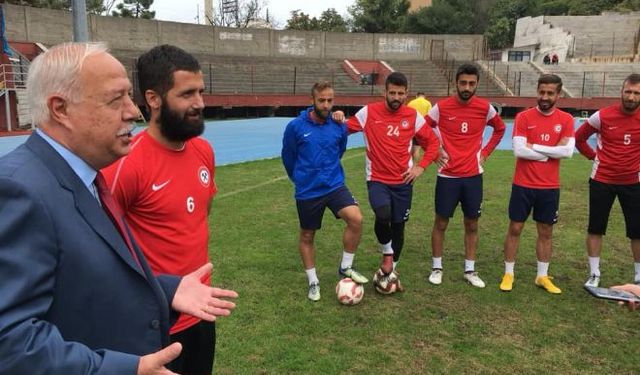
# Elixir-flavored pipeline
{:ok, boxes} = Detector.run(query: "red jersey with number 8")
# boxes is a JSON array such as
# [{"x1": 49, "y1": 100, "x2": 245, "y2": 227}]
[{"x1": 425, "y1": 96, "x2": 506, "y2": 177}]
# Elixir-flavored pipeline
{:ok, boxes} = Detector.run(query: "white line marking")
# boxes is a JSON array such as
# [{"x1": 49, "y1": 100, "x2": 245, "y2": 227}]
[{"x1": 216, "y1": 151, "x2": 365, "y2": 200}]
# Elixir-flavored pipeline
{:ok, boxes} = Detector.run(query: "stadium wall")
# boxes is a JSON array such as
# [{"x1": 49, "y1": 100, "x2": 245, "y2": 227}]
[{"x1": 3, "y1": 4, "x2": 483, "y2": 61}]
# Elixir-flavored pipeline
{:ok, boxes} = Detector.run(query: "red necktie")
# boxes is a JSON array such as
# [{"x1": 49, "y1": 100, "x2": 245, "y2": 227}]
[{"x1": 94, "y1": 172, "x2": 143, "y2": 270}]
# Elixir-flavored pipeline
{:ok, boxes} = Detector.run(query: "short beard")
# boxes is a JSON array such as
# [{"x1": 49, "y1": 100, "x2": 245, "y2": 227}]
[
  {"x1": 622, "y1": 100, "x2": 640, "y2": 113},
  {"x1": 537, "y1": 100, "x2": 555, "y2": 112},
  {"x1": 313, "y1": 105, "x2": 329, "y2": 120},
  {"x1": 158, "y1": 102, "x2": 205, "y2": 143},
  {"x1": 386, "y1": 98, "x2": 402, "y2": 111},
  {"x1": 457, "y1": 90, "x2": 475, "y2": 102}
]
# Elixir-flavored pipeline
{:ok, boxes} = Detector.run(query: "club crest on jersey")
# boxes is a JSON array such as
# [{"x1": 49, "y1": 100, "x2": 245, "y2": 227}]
[
  {"x1": 554, "y1": 124, "x2": 562, "y2": 133},
  {"x1": 401, "y1": 120, "x2": 409, "y2": 128},
  {"x1": 198, "y1": 166, "x2": 211, "y2": 187}
]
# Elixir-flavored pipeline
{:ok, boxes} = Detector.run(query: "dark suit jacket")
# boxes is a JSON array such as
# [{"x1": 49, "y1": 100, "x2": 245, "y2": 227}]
[{"x1": 0, "y1": 134, "x2": 181, "y2": 374}]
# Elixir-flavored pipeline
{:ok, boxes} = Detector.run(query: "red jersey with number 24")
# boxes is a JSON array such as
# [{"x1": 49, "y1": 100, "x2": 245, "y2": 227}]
[
  {"x1": 346, "y1": 102, "x2": 439, "y2": 184},
  {"x1": 425, "y1": 96, "x2": 506, "y2": 177}
]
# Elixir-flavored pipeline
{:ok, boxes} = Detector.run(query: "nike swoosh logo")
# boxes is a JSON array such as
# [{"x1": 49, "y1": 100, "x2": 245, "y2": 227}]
[
  {"x1": 448, "y1": 116, "x2": 456, "y2": 120},
  {"x1": 608, "y1": 127, "x2": 618, "y2": 130},
  {"x1": 152, "y1": 180, "x2": 171, "y2": 191},
  {"x1": 303, "y1": 132, "x2": 312, "y2": 137},
  {"x1": 527, "y1": 126, "x2": 536, "y2": 129}
]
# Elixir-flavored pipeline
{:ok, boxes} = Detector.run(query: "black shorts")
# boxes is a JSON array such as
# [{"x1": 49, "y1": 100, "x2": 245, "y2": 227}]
[
  {"x1": 435, "y1": 175, "x2": 483, "y2": 219},
  {"x1": 168, "y1": 320, "x2": 216, "y2": 375},
  {"x1": 508, "y1": 184, "x2": 559, "y2": 225},
  {"x1": 367, "y1": 181, "x2": 413, "y2": 223},
  {"x1": 296, "y1": 186, "x2": 358, "y2": 230},
  {"x1": 588, "y1": 179, "x2": 640, "y2": 239}
]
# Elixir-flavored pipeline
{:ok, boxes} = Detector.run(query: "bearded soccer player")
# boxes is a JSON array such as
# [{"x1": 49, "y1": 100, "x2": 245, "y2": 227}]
[
  {"x1": 576, "y1": 73, "x2": 640, "y2": 288},
  {"x1": 499, "y1": 74, "x2": 575, "y2": 294},
  {"x1": 102, "y1": 45, "x2": 224, "y2": 375},
  {"x1": 345, "y1": 72, "x2": 440, "y2": 292},
  {"x1": 425, "y1": 63, "x2": 506, "y2": 288},
  {"x1": 282, "y1": 82, "x2": 368, "y2": 302}
]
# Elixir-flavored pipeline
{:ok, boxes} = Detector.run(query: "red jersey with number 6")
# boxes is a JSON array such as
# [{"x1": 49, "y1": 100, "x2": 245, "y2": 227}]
[
  {"x1": 102, "y1": 130, "x2": 216, "y2": 334},
  {"x1": 346, "y1": 101, "x2": 439, "y2": 184},
  {"x1": 575, "y1": 105, "x2": 640, "y2": 185},
  {"x1": 425, "y1": 96, "x2": 506, "y2": 177},
  {"x1": 513, "y1": 107, "x2": 575, "y2": 189}
]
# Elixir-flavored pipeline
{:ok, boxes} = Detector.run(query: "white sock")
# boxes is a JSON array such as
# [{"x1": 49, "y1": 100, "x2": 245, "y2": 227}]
[
  {"x1": 589, "y1": 257, "x2": 601, "y2": 277},
  {"x1": 393, "y1": 261, "x2": 398, "y2": 270},
  {"x1": 341, "y1": 251, "x2": 354, "y2": 270},
  {"x1": 305, "y1": 267, "x2": 319, "y2": 285},
  {"x1": 464, "y1": 259, "x2": 475, "y2": 273},
  {"x1": 432, "y1": 257, "x2": 442, "y2": 270},
  {"x1": 380, "y1": 241, "x2": 393, "y2": 255},
  {"x1": 537, "y1": 261, "x2": 549, "y2": 278},
  {"x1": 505, "y1": 261, "x2": 515, "y2": 274},
  {"x1": 635, "y1": 262, "x2": 640, "y2": 282}
]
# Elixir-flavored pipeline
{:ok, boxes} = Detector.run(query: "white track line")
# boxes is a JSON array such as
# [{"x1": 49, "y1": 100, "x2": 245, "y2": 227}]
[{"x1": 217, "y1": 151, "x2": 365, "y2": 200}]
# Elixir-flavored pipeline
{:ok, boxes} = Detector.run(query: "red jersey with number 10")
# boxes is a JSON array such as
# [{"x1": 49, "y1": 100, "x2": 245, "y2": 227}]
[
  {"x1": 513, "y1": 107, "x2": 575, "y2": 189},
  {"x1": 346, "y1": 102, "x2": 439, "y2": 184},
  {"x1": 575, "y1": 105, "x2": 640, "y2": 185},
  {"x1": 425, "y1": 96, "x2": 506, "y2": 177},
  {"x1": 102, "y1": 131, "x2": 217, "y2": 334}
]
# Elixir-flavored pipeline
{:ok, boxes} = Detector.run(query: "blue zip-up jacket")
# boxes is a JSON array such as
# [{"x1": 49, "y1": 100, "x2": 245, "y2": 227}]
[{"x1": 282, "y1": 108, "x2": 348, "y2": 200}]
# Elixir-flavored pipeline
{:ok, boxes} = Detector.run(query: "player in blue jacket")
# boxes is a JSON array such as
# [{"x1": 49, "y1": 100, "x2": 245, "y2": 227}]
[{"x1": 282, "y1": 81, "x2": 368, "y2": 302}]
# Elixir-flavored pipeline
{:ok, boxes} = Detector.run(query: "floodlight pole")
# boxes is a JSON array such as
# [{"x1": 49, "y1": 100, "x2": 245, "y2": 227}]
[{"x1": 72, "y1": 0, "x2": 89, "y2": 42}]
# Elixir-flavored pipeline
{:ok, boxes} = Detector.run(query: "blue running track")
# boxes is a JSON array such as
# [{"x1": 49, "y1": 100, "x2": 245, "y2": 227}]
[{"x1": 0, "y1": 118, "x2": 591, "y2": 164}]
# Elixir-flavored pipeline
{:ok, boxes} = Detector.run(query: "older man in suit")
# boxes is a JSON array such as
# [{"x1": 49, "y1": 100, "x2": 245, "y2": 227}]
[{"x1": 0, "y1": 42, "x2": 237, "y2": 375}]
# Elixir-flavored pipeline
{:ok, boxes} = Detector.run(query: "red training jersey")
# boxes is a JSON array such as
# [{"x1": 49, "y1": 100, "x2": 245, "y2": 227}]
[
  {"x1": 575, "y1": 105, "x2": 640, "y2": 185},
  {"x1": 512, "y1": 107, "x2": 575, "y2": 189},
  {"x1": 346, "y1": 101, "x2": 439, "y2": 184},
  {"x1": 425, "y1": 96, "x2": 506, "y2": 177},
  {"x1": 102, "y1": 130, "x2": 217, "y2": 334}
]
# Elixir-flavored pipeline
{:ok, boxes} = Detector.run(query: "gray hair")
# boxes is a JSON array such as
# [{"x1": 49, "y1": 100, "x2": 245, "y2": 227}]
[{"x1": 27, "y1": 42, "x2": 109, "y2": 126}]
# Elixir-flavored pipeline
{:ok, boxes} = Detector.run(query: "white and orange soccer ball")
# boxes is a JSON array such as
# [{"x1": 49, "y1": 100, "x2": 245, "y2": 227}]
[
  {"x1": 372, "y1": 269, "x2": 402, "y2": 295},
  {"x1": 336, "y1": 278, "x2": 364, "y2": 305}
]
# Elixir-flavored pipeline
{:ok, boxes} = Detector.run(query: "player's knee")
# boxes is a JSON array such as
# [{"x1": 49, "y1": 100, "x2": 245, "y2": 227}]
[
  {"x1": 350, "y1": 210, "x2": 364, "y2": 228},
  {"x1": 373, "y1": 205, "x2": 392, "y2": 223},
  {"x1": 433, "y1": 215, "x2": 449, "y2": 232},
  {"x1": 508, "y1": 222, "x2": 525, "y2": 237},
  {"x1": 299, "y1": 230, "x2": 315, "y2": 244},
  {"x1": 464, "y1": 218, "x2": 479, "y2": 233},
  {"x1": 536, "y1": 224, "x2": 553, "y2": 240}
]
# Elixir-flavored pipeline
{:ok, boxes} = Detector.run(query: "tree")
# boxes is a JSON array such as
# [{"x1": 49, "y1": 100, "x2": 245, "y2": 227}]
[
  {"x1": 210, "y1": 0, "x2": 267, "y2": 28},
  {"x1": 111, "y1": 0, "x2": 155, "y2": 19},
  {"x1": 403, "y1": 0, "x2": 494, "y2": 34},
  {"x1": 318, "y1": 8, "x2": 348, "y2": 32},
  {"x1": 348, "y1": 0, "x2": 411, "y2": 33},
  {"x1": 285, "y1": 10, "x2": 319, "y2": 31},
  {"x1": 613, "y1": 0, "x2": 640, "y2": 11},
  {"x1": 286, "y1": 8, "x2": 349, "y2": 32},
  {"x1": 484, "y1": 0, "x2": 538, "y2": 49},
  {"x1": 566, "y1": 0, "x2": 620, "y2": 14}
]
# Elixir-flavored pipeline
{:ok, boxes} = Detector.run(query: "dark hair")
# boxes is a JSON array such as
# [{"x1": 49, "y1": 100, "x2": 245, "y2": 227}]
[
  {"x1": 623, "y1": 73, "x2": 640, "y2": 86},
  {"x1": 137, "y1": 44, "x2": 201, "y2": 103},
  {"x1": 455, "y1": 63, "x2": 479, "y2": 82},
  {"x1": 537, "y1": 74, "x2": 563, "y2": 92},
  {"x1": 385, "y1": 72, "x2": 408, "y2": 89},
  {"x1": 311, "y1": 81, "x2": 333, "y2": 97},
  {"x1": 416, "y1": 92, "x2": 425, "y2": 96}
]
